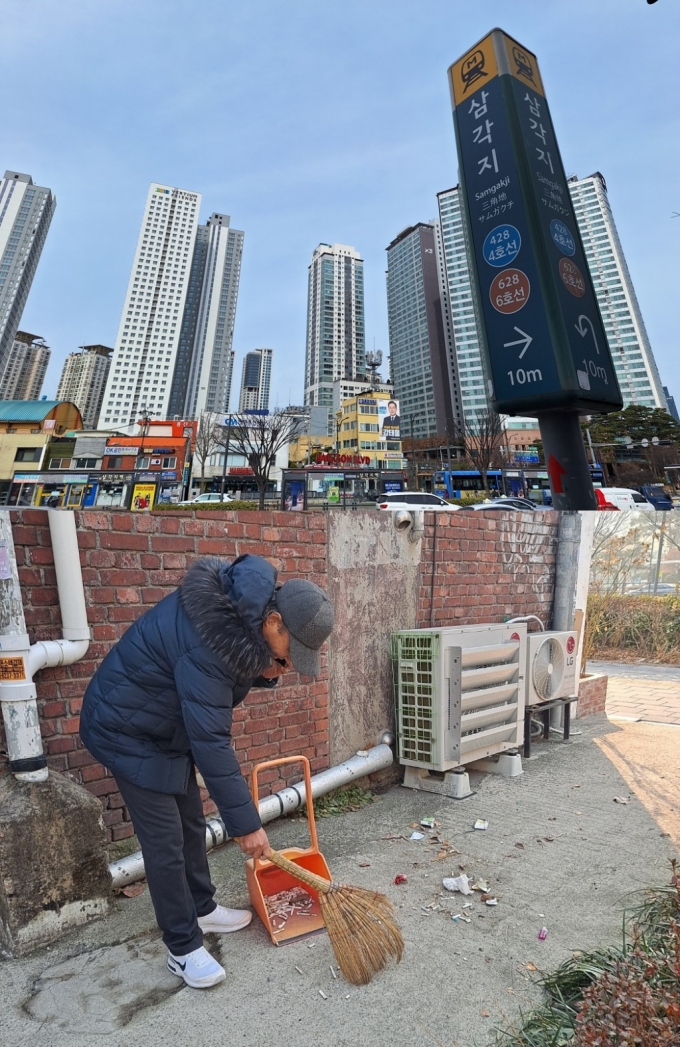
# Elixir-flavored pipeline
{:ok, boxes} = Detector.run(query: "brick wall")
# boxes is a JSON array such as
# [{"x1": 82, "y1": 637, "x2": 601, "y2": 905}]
[
  {"x1": 3, "y1": 507, "x2": 562, "y2": 845},
  {"x1": 417, "y1": 512, "x2": 558, "y2": 629},
  {"x1": 4, "y1": 509, "x2": 328, "y2": 843},
  {"x1": 576, "y1": 672, "x2": 608, "y2": 718}
]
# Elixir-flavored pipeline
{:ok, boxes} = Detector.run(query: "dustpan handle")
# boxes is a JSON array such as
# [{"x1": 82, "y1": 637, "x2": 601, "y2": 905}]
[{"x1": 250, "y1": 755, "x2": 319, "y2": 853}]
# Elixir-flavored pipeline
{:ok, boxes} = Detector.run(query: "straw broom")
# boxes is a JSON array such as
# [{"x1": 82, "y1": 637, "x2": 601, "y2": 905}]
[{"x1": 266, "y1": 848, "x2": 404, "y2": 985}]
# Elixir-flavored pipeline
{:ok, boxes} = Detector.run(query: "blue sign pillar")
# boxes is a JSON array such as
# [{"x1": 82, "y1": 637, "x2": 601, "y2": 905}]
[{"x1": 449, "y1": 30, "x2": 623, "y2": 509}]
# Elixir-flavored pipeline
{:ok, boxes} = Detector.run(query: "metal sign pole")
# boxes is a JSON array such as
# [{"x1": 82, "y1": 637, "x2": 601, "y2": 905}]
[
  {"x1": 448, "y1": 29, "x2": 622, "y2": 509},
  {"x1": 536, "y1": 411, "x2": 597, "y2": 509}
]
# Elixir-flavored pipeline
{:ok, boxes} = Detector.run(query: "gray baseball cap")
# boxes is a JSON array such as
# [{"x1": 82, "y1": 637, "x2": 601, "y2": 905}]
[{"x1": 275, "y1": 579, "x2": 334, "y2": 677}]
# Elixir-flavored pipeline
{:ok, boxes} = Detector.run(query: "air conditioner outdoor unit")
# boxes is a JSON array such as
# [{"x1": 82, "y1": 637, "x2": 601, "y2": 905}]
[
  {"x1": 391, "y1": 623, "x2": 527, "y2": 772},
  {"x1": 525, "y1": 631, "x2": 579, "y2": 706}
]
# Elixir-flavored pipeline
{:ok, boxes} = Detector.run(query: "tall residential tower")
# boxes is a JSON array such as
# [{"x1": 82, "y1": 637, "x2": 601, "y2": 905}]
[
  {"x1": 385, "y1": 222, "x2": 462, "y2": 439},
  {"x1": 304, "y1": 243, "x2": 365, "y2": 422},
  {"x1": 56, "y1": 344, "x2": 113, "y2": 428},
  {"x1": 568, "y1": 173, "x2": 667, "y2": 410},
  {"x1": 238, "y1": 348, "x2": 272, "y2": 412},
  {"x1": 98, "y1": 185, "x2": 243, "y2": 427},
  {"x1": 0, "y1": 331, "x2": 50, "y2": 400},
  {"x1": 0, "y1": 171, "x2": 56, "y2": 379}
]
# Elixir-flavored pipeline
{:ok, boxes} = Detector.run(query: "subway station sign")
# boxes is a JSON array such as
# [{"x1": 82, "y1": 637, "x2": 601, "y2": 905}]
[{"x1": 449, "y1": 29, "x2": 622, "y2": 415}]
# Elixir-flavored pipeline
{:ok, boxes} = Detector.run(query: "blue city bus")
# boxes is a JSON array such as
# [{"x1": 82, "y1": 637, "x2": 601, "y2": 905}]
[{"x1": 434, "y1": 466, "x2": 604, "y2": 503}]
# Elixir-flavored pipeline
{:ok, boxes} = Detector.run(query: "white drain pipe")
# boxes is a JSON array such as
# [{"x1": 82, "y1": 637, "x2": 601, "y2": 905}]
[
  {"x1": 0, "y1": 510, "x2": 90, "y2": 782},
  {"x1": 109, "y1": 743, "x2": 394, "y2": 888}
]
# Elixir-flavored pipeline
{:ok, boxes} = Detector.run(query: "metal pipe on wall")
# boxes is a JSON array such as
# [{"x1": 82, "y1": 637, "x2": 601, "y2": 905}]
[
  {"x1": 0, "y1": 510, "x2": 90, "y2": 782},
  {"x1": 109, "y1": 744, "x2": 394, "y2": 888}
]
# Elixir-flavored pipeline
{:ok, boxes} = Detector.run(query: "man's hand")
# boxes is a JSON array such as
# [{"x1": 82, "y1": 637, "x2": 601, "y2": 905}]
[{"x1": 234, "y1": 827, "x2": 271, "y2": 859}]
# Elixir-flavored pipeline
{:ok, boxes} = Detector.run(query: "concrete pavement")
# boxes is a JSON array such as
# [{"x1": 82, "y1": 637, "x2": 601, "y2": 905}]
[
  {"x1": 588, "y1": 659, "x2": 680, "y2": 725},
  {"x1": 2, "y1": 715, "x2": 678, "y2": 1047}
]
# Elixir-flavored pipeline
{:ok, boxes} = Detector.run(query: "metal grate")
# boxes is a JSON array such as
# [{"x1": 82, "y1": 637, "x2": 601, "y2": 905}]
[{"x1": 392, "y1": 633, "x2": 438, "y2": 766}]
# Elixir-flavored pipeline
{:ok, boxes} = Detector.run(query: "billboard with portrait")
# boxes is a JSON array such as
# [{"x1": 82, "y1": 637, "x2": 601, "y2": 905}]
[
  {"x1": 378, "y1": 398, "x2": 401, "y2": 439},
  {"x1": 283, "y1": 478, "x2": 306, "y2": 511}
]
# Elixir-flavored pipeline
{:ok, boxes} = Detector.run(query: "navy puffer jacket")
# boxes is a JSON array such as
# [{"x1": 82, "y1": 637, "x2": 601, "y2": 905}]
[{"x1": 80, "y1": 554, "x2": 277, "y2": 838}]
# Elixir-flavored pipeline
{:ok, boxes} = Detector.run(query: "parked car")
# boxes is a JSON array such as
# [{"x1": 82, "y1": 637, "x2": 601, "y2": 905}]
[
  {"x1": 375, "y1": 492, "x2": 460, "y2": 512},
  {"x1": 594, "y1": 487, "x2": 655, "y2": 511},
  {"x1": 178, "y1": 492, "x2": 233, "y2": 505},
  {"x1": 639, "y1": 484, "x2": 674, "y2": 511},
  {"x1": 628, "y1": 583, "x2": 679, "y2": 596},
  {"x1": 467, "y1": 499, "x2": 531, "y2": 512}
]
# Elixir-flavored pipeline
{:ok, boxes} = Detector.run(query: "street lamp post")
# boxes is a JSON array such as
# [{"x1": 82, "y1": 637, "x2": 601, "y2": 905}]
[{"x1": 219, "y1": 419, "x2": 232, "y2": 499}]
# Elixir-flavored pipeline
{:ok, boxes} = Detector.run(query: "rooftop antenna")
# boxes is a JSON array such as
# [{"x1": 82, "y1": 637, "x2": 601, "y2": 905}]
[{"x1": 365, "y1": 350, "x2": 383, "y2": 386}]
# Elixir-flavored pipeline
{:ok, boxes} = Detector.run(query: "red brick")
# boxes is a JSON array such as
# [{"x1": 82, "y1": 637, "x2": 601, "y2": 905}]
[
  {"x1": 41, "y1": 701, "x2": 67, "y2": 718},
  {"x1": 46, "y1": 737, "x2": 75, "y2": 754},
  {"x1": 29, "y1": 547, "x2": 55, "y2": 565},
  {"x1": 79, "y1": 511, "x2": 111, "y2": 530},
  {"x1": 141, "y1": 587, "x2": 173, "y2": 604},
  {"x1": 150, "y1": 535, "x2": 195, "y2": 552},
  {"x1": 111, "y1": 824, "x2": 135, "y2": 841},
  {"x1": 110, "y1": 513, "x2": 134, "y2": 532},
  {"x1": 141, "y1": 553, "x2": 162, "y2": 569},
  {"x1": 81, "y1": 763, "x2": 107, "y2": 782},
  {"x1": 160, "y1": 517, "x2": 181, "y2": 534},
  {"x1": 116, "y1": 588, "x2": 142, "y2": 604},
  {"x1": 99, "y1": 532, "x2": 148, "y2": 550}
]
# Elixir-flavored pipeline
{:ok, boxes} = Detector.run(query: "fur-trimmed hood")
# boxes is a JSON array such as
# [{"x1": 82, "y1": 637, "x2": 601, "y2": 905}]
[{"x1": 179, "y1": 555, "x2": 277, "y2": 680}]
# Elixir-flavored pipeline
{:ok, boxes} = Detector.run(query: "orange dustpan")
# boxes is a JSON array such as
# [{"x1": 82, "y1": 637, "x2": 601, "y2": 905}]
[{"x1": 245, "y1": 755, "x2": 332, "y2": 946}]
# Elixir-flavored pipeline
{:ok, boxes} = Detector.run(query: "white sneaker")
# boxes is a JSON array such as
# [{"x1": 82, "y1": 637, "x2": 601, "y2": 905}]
[
  {"x1": 197, "y1": 904, "x2": 253, "y2": 934},
  {"x1": 167, "y1": 945, "x2": 226, "y2": 988}
]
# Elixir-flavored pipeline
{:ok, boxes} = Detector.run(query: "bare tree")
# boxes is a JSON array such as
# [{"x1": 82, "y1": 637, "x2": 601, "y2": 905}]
[
  {"x1": 193, "y1": 411, "x2": 222, "y2": 489},
  {"x1": 464, "y1": 408, "x2": 506, "y2": 496},
  {"x1": 227, "y1": 409, "x2": 307, "y2": 509}
]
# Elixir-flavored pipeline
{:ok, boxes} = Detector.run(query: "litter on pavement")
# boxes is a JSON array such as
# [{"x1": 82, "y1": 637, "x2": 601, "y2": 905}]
[
  {"x1": 538, "y1": 926, "x2": 548, "y2": 940},
  {"x1": 409, "y1": 831, "x2": 425, "y2": 841},
  {"x1": 474, "y1": 819, "x2": 489, "y2": 831},
  {"x1": 442, "y1": 874, "x2": 472, "y2": 895},
  {"x1": 393, "y1": 874, "x2": 408, "y2": 885}
]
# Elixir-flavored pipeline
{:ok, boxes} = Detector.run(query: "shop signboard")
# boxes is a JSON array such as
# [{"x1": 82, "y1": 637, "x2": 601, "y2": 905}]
[{"x1": 449, "y1": 29, "x2": 622, "y2": 416}]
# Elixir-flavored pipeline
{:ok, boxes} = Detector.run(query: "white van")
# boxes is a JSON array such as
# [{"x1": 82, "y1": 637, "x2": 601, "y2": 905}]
[{"x1": 595, "y1": 487, "x2": 655, "y2": 511}]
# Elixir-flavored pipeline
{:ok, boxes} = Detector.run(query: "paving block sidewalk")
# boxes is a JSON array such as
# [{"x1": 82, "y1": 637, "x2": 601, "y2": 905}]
[
  {"x1": 1, "y1": 716, "x2": 678, "y2": 1047},
  {"x1": 588, "y1": 659, "x2": 680, "y2": 725}
]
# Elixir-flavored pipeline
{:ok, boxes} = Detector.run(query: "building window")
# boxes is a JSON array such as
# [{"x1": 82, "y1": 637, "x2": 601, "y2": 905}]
[
  {"x1": 162, "y1": 456, "x2": 177, "y2": 468},
  {"x1": 49, "y1": 458, "x2": 73, "y2": 469},
  {"x1": 136, "y1": 457, "x2": 150, "y2": 469},
  {"x1": 75, "y1": 458, "x2": 97, "y2": 469},
  {"x1": 14, "y1": 447, "x2": 42, "y2": 462},
  {"x1": 106, "y1": 457, "x2": 124, "y2": 469}
]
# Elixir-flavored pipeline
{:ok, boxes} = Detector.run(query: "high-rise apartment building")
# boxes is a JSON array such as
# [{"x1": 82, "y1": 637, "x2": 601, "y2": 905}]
[
  {"x1": 568, "y1": 173, "x2": 667, "y2": 410},
  {"x1": 437, "y1": 187, "x2": 489, "y2": 426},
  {"x1": 56, "y1": 344, "x2": 113, "y2": 428},
  {"x1": 663, "y1": 387, "x2": 679, "y2": 423},
  {"x1": 0, "y1": 172, "x2": 56, "y2": 380},
  {"x1": 0, "y1": 331, "x2": 50, "y2": 400},
  {"x1": 99, "y1": 183, "x2": 202, "y2": 427},
  {"x1": 174, "y1": 213, "x2": 243, "y2": 419},
  {"x1": 385, "y1": 222, "x2": 462, "y2": 440},
  {"x1": 99, "y1": 187, "x2": 244, "y2": 428},
  {"x1": 238, "y1": 348, "x2": 272, "y2": 412},
  {"x1": 304, "y1": 243, "x2": 365, "y2": 420}
]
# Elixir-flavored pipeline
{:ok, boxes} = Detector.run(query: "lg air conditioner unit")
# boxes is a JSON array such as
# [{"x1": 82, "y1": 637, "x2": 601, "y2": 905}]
[
  {"x1": 525, "y1": 631, "x2": 579, "y2": 706},
  {"x1": 391, "y1": 623, "x2": 527, "y2": 772}
]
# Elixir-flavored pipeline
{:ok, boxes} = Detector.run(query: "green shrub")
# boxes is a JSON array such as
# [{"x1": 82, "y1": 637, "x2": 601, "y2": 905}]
[
  {"x1": 446, "y1": 493, "x2": 488, "y2": 506},
  {"x1": 152, "y1": 500, "x2": 258, "y2": 512}
]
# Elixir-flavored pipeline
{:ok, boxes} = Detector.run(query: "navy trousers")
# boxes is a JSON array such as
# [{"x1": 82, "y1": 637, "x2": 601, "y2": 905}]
[{"x1": 116, "y1": 768, "x2": 217, "y2": 956}]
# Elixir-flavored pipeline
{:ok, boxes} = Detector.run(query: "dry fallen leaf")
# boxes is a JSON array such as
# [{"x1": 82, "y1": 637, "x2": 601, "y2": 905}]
[
  {"x1": 118, "y1": 882, "x2": 145, "y2": 898},
  {"x1": 526, "y1": 961, "x2": 538, "y2": 972},
  {"x1": 480, "y1": 1009, "x2": 491, "y2": 1018},
  {"x1": 358, "y1": 862, "x2": 371, "y2": 867},
  {"x1": 515, "y1": 842, "x2": 524, "y2": 849}
]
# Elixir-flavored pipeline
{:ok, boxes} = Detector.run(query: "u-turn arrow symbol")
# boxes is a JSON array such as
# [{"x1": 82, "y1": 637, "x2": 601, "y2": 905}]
[{"x1": 574, "y1": 314, "x2": 600, "y2": 354}]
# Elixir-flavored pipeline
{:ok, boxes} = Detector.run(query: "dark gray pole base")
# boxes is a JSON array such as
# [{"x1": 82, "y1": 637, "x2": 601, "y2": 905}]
[{"x1": 536, "y1": 410, "x2": 598, "y2": 511}]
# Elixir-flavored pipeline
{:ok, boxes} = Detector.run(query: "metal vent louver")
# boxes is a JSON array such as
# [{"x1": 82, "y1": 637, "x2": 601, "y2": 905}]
[
  {"x1": 531, "y1": 636, "x2": 565, "y2": 701},
  {"x1": 392, "y1": 624, "x2": 527, "y2": 771}
]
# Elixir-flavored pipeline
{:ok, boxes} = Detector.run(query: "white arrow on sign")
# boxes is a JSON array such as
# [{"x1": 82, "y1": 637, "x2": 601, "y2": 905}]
[
  {"x1": 503, "y1": 327, "x2": 533, "y2": 359},
  {"x1": 574, "y1": 314, "x2": 600, "y2": 354}
]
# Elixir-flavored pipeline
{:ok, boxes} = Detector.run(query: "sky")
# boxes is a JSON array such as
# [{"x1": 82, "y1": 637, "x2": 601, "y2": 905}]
[{"x1": 3, "y1": 0, "x2": 679, "y2": 408}]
